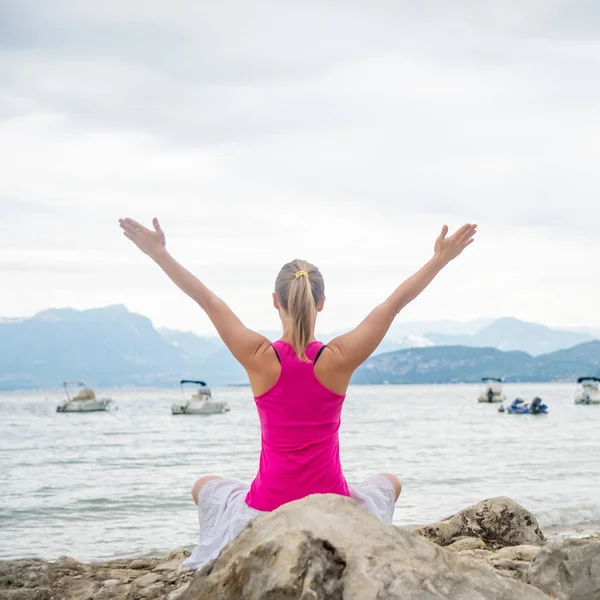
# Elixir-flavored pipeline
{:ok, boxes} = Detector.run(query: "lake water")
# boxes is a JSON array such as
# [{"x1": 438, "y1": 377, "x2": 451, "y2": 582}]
[{"x1": 1, "y1": 383, "x2": 599, "y2": 561}]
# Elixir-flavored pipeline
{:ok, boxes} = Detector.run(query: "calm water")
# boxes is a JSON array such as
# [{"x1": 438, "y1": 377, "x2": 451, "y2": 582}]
[{"x1": 1, "y1": 383, "x2": 599, "y2": 561}]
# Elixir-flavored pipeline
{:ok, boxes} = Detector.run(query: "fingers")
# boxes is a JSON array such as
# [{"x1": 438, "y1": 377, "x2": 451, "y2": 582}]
[
  {"x1": 119, "y1": 218, "x2": 151, "y2": 234},
  {"x1": 436, "y1": 224, "x2": 449, "y2": 244},
  {"x1": 152, "y1": 217, "x2": 163, "y2": 233},
  {"x1": 119, "y1": 220, "x2": 138, "y2": 235},
  {"x1": 460, "y1": 224, "x2": 477, "y2": 242},
  {"x1": 453, "y1": 223, "x2": 472, "y2": 239},
  {"x1": 452, "y1": 223, "x2": 477, "y2": 244}
]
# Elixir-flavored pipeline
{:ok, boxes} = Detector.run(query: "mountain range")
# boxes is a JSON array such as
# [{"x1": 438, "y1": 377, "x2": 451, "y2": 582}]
[
  {"x1": 352, "y1": 342, "x2": 600, "y2": 384},
  {"x1": 0, "y1": 305, "x2": 598, "y2": 390},
  {"x1": 424, "y1": 317, "x2": 594, "y2": 356}
]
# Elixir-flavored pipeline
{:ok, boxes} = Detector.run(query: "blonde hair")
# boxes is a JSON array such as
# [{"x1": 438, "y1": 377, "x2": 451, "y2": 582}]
[{"x1": 275, "y1": 259, "x2": 324, "y2": 361}]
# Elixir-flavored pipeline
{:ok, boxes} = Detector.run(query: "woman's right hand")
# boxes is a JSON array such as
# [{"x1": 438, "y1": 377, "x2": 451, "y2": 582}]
[
  {"x1": 434, "y1": 223, "x2": 477, "y2": 265},
  {"x1": 119, "y1": 217, "x2": 167, "y2": 259}
]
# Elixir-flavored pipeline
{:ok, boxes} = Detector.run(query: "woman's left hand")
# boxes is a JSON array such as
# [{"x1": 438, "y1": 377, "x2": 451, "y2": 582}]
[
  {"x1": 433, "y1": 223, "x2": 477, "y2": 265},
  {"x1": 119, "y1": 217, "x2": 166, "y2": 259}
]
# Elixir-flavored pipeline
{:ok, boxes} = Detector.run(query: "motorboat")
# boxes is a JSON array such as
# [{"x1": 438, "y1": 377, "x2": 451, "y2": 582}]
[
  {"x1": 505, "y1": 397, "x2": 548, "y2": 415},
  {"x1": 171, "y1": 380, "x2": 230, "y2": 415},
  {"x1": 56, "y1": 381, "x2": 113, "y2": 413},
  {"x1": 574, "y1": 377, "x2": 600, "y2": 405},
  {"x1": 477, "y1": 377, "x2": 506, "y2": 403}
]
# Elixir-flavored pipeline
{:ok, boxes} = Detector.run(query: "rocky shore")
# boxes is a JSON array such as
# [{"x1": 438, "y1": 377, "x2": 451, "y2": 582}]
[{"x1": 1, "y1": 496, "x2": 598, "y2": 600}]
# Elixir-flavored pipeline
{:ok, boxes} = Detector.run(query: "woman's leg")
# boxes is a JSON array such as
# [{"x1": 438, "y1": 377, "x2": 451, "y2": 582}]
[
  {"x1": 378, "y1": 473, "x2": 402, "y2": 501},
  {"x1": 191, "y1": 475, "x2": 223, "y2": 505}
]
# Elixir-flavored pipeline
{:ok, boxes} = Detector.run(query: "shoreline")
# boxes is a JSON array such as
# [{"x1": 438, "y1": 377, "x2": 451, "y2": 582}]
[
  {"x1": 2, "y1": 495, "x2": 600, "y2": 600},
  {"x1": 3, "y1": 520, "x2": 599, "y2": 566}
]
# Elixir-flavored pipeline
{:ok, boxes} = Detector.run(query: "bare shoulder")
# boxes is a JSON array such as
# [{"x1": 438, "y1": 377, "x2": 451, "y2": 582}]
[
  {"x1": 246, "y1": 339, "x2": 282, "y2": 397},
  {"x1": 313, "y1": 343, "x2": 353, "y2": 395}
]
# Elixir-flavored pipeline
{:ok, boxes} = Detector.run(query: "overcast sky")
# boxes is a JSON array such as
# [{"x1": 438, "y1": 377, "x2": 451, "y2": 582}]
[{"x1": 1, "y1": 0, "x2": 599, "y2": 335}]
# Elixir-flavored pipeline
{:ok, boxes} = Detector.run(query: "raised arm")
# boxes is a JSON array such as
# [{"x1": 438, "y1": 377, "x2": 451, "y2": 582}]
[
  {"x1": 326, "y1": 224, "x2": 477, "y2": 375},
  {"x1": 119, "y1": 218, "x2": 270, "y2": 370}
]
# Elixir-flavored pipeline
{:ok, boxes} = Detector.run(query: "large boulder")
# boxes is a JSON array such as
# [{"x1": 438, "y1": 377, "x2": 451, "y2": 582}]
[
  {"x1": 525, "y1": 538, "x2": 600, "y2": 600},
  {"x1": 182, "y1": 494, "x2": 549, "y2": 600},
  {"x1": 415, "y1": 497, "x2": 546, "y2": 549}
]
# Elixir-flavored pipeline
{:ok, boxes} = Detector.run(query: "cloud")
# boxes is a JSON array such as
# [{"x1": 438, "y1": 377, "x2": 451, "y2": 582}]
[{"x1": 1, "y1": 0, "x2": 599, "y2": 333}]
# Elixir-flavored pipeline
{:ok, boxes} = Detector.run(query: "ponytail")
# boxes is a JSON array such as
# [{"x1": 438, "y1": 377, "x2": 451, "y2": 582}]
[
  {"x1": 287, "y1": 272, "x2": 316, "y2": 361},
  {"x1": 274, "y1": 259, "x2": 325, "y2": 362}
]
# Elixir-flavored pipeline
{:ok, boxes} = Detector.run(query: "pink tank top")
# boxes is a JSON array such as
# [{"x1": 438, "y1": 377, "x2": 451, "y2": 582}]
[{"x1": 245, "y1": 340, "x2": 351, "y2": 511}]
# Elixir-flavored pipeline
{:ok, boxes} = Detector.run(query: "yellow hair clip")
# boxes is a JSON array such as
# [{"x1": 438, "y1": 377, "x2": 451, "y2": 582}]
[{"x1": 295, "y1": 270, "x2": 309, "y2": 279}]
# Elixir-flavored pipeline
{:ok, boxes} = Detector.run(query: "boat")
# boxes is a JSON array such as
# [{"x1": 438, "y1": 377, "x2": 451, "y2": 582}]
[
  {"x1": 505, "y1": 397, "x2": 548, "y2": 415},
  {"x1": 574, "y1": 377, "x2": 600, "y2": 405},
  {"x1": 56, "y1": 381, "x2": 113, "y2": 413},
  {"x1": 171, "y1": 380, "x2": 230, "y2": 415},
  {"x1": 477, "y1": 377, "x2": 506, "y2": 403}
]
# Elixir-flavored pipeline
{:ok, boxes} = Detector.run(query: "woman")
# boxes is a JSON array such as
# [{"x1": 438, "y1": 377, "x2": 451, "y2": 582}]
[{"x1": 119, "y1": 217, "x2": 477, "y2": 569}]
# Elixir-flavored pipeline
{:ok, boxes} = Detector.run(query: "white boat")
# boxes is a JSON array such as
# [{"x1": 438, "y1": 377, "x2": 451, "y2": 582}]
[
  {"x1": 171, "y1": 380, "x2": 230, "y2": 415},
  {"x1": 574, "y1": 377, "x2": 600, "y2": 405},
  {"x1": 477, "y1": 377, "x2": 506, "y2": 403},
  {"x1": 56, "y1": 381, "x2": 113, "y2": 413}
]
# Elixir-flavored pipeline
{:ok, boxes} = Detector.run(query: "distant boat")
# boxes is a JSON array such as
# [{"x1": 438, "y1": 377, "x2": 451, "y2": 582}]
[
  {"x1": 56, "y1": 381, "x2": 113, "y2": 413},
  {"x1": 477, "y1": 377, "x2": 506, "y2": 403},
  {"x1": 171, "y1": 380, "x2": 230, "y2": 415},
  {"x1": 505, "y1": 397, "x2": 548, "y2": 415},
  {"x1": 574, "y1": 377, "x2": 600, "y2": 405}
]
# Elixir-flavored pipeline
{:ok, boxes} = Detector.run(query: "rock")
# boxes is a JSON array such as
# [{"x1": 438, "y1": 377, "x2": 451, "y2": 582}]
[
  {"x1": 132, "y1": 572, "x2": 162, "y2": 588},
  {"x1": 53, "y1": 556, "x2": 86, "y2": 575},
  {"x1": 492, "y1": 558, "x2": 530, "y2": 577},
  {"x1": 494, "y1": 545, "x2": 541, "y2": 563},
  {"x1": 181, "y1": 494, "x2": 549, "y2": 600},
  {"x1": 447, "y1": 537, "x2": 489, "y2": 551},
  {"x1": 481, "y1": 545, "x2": 544, "y2": 582},
  {"x1": 166, "y1": 568, "x2": 192, "y2": 584},
  {"x1": 1, "y1": 552, "x2": 192, "y2": 600},
  {"x1": 415, "y1": 497, "x2": 546, "y2": 549},
  {"x1": 525, "y1": 538, "x2": 600, "y2": 600},
  {"x1": 454, "y1": 548, "x2": 492, "y2": 563},
  {"x1": 137, "y1": 582, "x2": 165, "y2": 599},
  {"x1": 153, "y1": 549, "x2": 191, "y2": 573},
  {"x1": 0, "y1": 589, "x2": 52, "y2": 600},
  {"x1": 128, "y1": 558, "x2": 159, "y2": 570},
  {"x1": 0, "y1": 559, "x2": 52, "y2": 600},
  {"x1": 167, "y1": 582, "x2": 191, "y2": 600}
]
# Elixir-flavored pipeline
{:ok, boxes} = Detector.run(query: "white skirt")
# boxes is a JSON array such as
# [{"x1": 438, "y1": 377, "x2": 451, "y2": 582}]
[{"x1": 181, "y1": 475, "x2": 397, "y2": 571}]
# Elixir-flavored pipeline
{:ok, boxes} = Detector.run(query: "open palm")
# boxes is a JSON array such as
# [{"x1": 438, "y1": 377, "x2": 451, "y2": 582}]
[
  {"x1": 434, "y1": 224, "x2": 477, "y2": 264},
  {"x1": 119, "y1": 217, "x2": 166, "y2": 258}
]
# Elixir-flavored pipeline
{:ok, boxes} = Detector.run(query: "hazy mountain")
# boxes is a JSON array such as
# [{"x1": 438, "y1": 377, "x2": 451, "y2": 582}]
[
  {"x1": 352, "y1": 346, "x2": 537, "y2": 384},
  {"x1": 200, "y1": 346, "x2": 247, "y2": 385},
  {"x1": 567, "y1": 326, "x2": 600, "y2": 339},
  {"x1": 535, "y1": 340, "x2": 600, "y2": 380},
  {"x1": 160, "y1": 318, "x2": 594, "y2": 359},
  {"x1": 373, "y1": 334, "x2": 435, "y2": 355},
  {"x1": 159, "y1": 328, "x2": 223, "y2": 362},
  {"x1": 352, "y1": 340, "x2": 600, "y2": 385},
  {"x1": 1, "y1": 307, "x2": 599, "y2": 390},
  {"x1": 0, "y1": 306, "x2": 197, "y2": 389},
  {"x1": 159, "y1": 327, "x2": 275, "y2": 384},
  {"x1": 386, "y1": 318, "x2": 494, "y2": 338},
  {"x1": 427, "y1": 317, "x2": 595, "y2": 356}
]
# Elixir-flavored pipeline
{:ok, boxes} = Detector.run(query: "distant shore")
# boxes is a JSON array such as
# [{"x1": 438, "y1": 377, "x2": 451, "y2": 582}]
[{"x1": 0, "y1": 380, "x2": 582, "y2": 393}]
